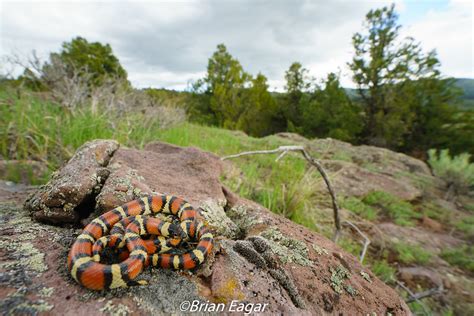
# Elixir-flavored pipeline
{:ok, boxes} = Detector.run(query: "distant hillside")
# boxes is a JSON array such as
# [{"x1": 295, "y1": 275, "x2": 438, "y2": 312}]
[
  {"x1": 144, "y1": 78, "x2": 474, "y2": 109},
  {"x1": 344, "y1": 78, "x2": 474, "y2": 110},
  {"x1": 455, "y1": 78, "x2": 474, "y2": 99},
  {"x1": 454, "y1": 78, "x2": 474, "y2": 109}
]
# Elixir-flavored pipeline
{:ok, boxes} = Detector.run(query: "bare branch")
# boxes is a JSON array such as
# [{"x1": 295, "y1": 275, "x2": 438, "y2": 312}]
[
  {"x1": 396, "y1": 281, "x2": 429, "y2": 314},
  {"x1": 396, "y1": 280, "x2": 444, "y2": 314},
  {"x1": 406, "y1": 286, "x2": 444, "y2": 303},
  {"x1": 222, "y1": 145, "x2": 341, "y2": 241},
  {"x1": 343, "y1": 220, "x2": 370, "y2": 263}
]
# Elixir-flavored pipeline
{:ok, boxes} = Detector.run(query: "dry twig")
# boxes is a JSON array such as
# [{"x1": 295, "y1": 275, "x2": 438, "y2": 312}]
[
  {"x1": 396, "y1": 280, "x2": 444, "y2": 314},
  {"x1": 343, "y1": 220, "x2": 370, "y2": 263},
  {"x1": 222, "y1": 145, "x2": 341, "y2": 241}
]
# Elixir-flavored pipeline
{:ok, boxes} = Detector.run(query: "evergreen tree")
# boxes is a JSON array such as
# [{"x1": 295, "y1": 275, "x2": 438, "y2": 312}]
[
  {"x1": 238, "y1": 73, "x2": 278, "y2": 137},
  {"x1": 302, "y1": 73, "x2": 362, "y2": 142},
  {"x1": 204, "y1": 44, "x2": 249, "y2": 128},
  {"x1": 348, "y1": 4, "x2": 448, "y2": 148},
  {"x1": 283, "y1": 62, "x2": 310, "y2": 132},
  {"x1": 54, "y1": 36, "x2": 128, "y2": 86}
]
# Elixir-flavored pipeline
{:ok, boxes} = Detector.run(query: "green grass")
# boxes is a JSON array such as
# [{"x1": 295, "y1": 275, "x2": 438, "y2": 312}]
[
  {"x1": 465, "y1": 203, "x2": 474, "y2": 213},
  {"x1": 338, "y1": 237, "x2": 363, "y2": 258},
  {"x1": 441, "y1": 245, "x2": 474, "y2": 273},
  {"x1": 0, "y1": 89, "x2": 163, "y2": 171},
  {"x1": 363, "y1": 191, "x2": 421, "y2": 226},
  {"x1": 341, "y1": 196, "x2": 378, "y2": 220},
  {"x1": 159, "y1": 122, "x2": 322, "y2": 224},
  {"x1": 421, "y1": 202, "x2": 450, "y2": 222},
  {"x1": 1, "y1": 161, "x2": 50, "y2": 185},
  {"x1": 393, "y1": 242, "x2": 432, "y2": 265},
  {"x1": 370, "y1": 260, "x2": 396, "y2": 283},
  {"x1": 455, "y1": 216, "x2": 474, "y2": 237}
]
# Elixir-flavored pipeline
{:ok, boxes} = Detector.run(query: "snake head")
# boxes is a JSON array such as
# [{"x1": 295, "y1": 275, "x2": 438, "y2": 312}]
[{"x1": 168, "y1": 223, "x2": 187, "y2": 239}]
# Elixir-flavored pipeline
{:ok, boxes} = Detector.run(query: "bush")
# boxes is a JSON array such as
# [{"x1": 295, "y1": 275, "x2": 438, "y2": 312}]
[{"x1": 428, "y1": 149, "x2": 474, "y2": 197}]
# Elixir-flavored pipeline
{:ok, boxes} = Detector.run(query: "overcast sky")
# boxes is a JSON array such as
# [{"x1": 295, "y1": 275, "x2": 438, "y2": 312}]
[{"x1": 1, "y1": 0, "x2": 472, "y2": 91}]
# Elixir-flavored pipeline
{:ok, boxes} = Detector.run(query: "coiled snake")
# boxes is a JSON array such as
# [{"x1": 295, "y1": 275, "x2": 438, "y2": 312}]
[{"x1": 67, "y1": 194, "x2": 213, "y2": 290}]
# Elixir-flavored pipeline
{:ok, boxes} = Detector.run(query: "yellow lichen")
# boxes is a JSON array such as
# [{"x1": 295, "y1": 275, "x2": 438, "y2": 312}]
[{"x1": 213, "y1": 277, "x2": 245, "y2": 303}]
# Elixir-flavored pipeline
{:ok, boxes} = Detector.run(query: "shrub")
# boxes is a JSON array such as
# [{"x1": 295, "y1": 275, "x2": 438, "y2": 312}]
[{"x1": 428, "y1": 149, "x2": 474, "y2": 197}]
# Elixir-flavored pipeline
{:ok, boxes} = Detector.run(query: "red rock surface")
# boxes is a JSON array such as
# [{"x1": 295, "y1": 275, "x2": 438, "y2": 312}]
[{"x1": 1, "y1": 140, "x2": 411, "y2": 315}]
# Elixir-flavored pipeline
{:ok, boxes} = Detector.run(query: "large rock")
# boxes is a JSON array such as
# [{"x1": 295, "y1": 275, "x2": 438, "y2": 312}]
[
  {"x1": 304, "y1": 138, "x2": 441, "y2": 201},
  {"x1": 2, "y1": 140, "x2": 411, "y2": 315},
  {"x1": 322, "y1": 160, "x2": 423, "y2": 201},
  {"x1": 95, "y1": 141, "x2": 226, "y2": 212},
  {"x1": 24, "y1": 140, "x2": 119, "y2": 223}
]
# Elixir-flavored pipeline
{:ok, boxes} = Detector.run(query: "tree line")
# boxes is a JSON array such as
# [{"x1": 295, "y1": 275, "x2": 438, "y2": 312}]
[
  {"x1": 4, "y1": 4, "x2": 473, "y2": 158},
  {"x1": 187, "y1": 5, "x2": 473, "y2": 157}
]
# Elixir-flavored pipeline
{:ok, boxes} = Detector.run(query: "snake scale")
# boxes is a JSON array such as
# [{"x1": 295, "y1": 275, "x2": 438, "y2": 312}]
[{"x1": 67, "y1": 194, "x2": 214, "y2": 290}]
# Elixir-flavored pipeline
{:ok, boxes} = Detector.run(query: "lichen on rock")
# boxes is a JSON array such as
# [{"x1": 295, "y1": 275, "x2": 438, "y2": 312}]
[
  {"x1": 330, "y1": 264, "x2": 352, "y2": 295},
  {"x1": 260, "y1": 226, "x2": 313, "y2": 266},
  {"x1": 199, "y1": 199, "x2": 240, "y2": 239}
]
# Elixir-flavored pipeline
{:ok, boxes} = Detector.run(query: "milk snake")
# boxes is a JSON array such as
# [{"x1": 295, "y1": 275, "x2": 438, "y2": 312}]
[{"x1": 67, "y1": 194, "x2": 214, "y2": 290}]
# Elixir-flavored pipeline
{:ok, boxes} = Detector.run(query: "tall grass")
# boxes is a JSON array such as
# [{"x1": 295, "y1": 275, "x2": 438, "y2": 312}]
[{"x1": 0, "y1": 89, "x2": 164, "y2": 170}]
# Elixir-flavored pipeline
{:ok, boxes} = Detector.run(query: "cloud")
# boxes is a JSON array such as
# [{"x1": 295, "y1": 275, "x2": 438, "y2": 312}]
[
  {"x1": 401, "y1": 0, "x2": 473, "y2": 79},
  {"x1": 1, "y1": 0, "x2": 471, "y2": 90}
]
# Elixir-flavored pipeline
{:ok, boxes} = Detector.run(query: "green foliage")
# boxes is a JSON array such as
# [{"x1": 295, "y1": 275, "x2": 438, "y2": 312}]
[
  {"x1": 363, "y1": 191, "x2": 421, "y2": 226},
  {"x1": 371, "y1": 260, "x2": 396, "y2": 283},
  {"x1": 349, "y1": 4, "x2": 457, "y2": 151},
  {"x1": 302, "y1": 73, "x2": 363, "y2": 142},
  {"x1": 237, "y1": 73, "x2": 280, "y2": 137},
  {"x1": 145, "y1": 88, "x2": 190, "y2": 108},
  {"x1": 55, "y1": 36, "x2": 127, "y2": 86},
  {"x1": 205, "y1": 44, "x2": 249, "y2": 129},
  {"x1": 393, "y1": 242, "x2": 432, "y2": 265},
  {"x1": 341, "y1": 196, "x2": 378, "y2": 220},
  {"x1": 428, "y1": 149, "x2": 474, "y2": 196},
  {"x1": 156, "y1": 123, "x2": 324, "y2": 229},
  {"x1": 282, "y1": 62, "x2": 310, "y2": 131},
  {"x1": 400, "y1": 78, "x2": 462, "y2": 154},
  {"x1": 444, "y1": 110, "x2": 474, "y2": 157},
  {"x1": 192, "y1": 44, "x2": 283, "y2": 137},
  {"x1": 441, "y1": 245, "x2": 474, "y2": 273}
]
